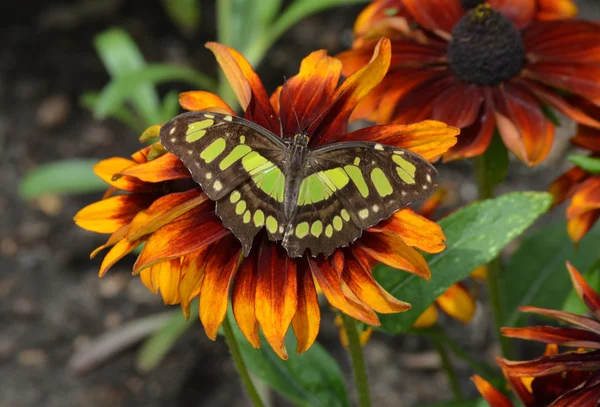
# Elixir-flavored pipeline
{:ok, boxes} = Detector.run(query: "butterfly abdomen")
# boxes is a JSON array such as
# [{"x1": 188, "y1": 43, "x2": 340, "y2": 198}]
[{"x1": 283, "y1": 136, "x2": 309, "y2": 221}]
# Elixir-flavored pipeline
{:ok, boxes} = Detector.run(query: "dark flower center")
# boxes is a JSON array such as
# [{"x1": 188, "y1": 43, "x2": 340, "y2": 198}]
[
  {"x1": 448, "y1": 5, "x2": 525, "y2": 86},
  {"x1": 460, "y1": 0, "x2": 484, "y2": 9}
]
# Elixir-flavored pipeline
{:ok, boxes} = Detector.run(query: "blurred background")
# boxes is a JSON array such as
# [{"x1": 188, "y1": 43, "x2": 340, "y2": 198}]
[{"x1": 1, "y1": 1, "x2": 599, "y2": 406}]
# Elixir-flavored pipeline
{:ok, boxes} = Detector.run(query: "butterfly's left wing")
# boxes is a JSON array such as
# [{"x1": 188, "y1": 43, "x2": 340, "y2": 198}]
[{"x1": 281, "y1": 141, "x2": 436, "y2": 257}]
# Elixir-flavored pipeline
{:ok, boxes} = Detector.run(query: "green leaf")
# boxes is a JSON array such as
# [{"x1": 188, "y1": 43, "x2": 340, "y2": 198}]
[
  {"x1": 94, "y1": 28, "x2": 161, "y2": 127},
  {"x1": 231, "y1": 314, "x2": 349, "y2": 407},
  {"x1": 244, "y1": 0, "x2": 370, "y2": 65},
  {"x1": 162, "y1": 0, "x2": 201, "y2": 36},
  {"x1": 19, "y1": 159, "x2": 107, "y2": 199},
  {"x1": 80, "y1": 92, "x2": 145, "y2": 132},
  {"x1": 503, "y1": 222, "x2": 600, "y2": 327},
  {"x1": 376, "y1": 192, "x2": 553, "y2": 333},
  {"x1": 93, "y1": 64, "x2": 216, "y2": 122},
  {"x1": 481, "y1": 130, "x2": 509, "y2": 187},
  {"x1": 136, "y1": 304, "x2": 198, "y2": 373},
  {"x1": 568, "y1": 154, "x2": 600, "y2": 174}
]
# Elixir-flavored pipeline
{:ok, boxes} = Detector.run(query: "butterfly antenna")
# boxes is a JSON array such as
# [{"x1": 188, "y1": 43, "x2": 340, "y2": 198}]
[{"x1": 283, "y1": 76, "x2": 302, "y2": 133}]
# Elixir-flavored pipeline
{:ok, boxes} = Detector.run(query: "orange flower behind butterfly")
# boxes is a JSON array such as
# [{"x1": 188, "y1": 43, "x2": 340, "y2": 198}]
[
  {"x1": 338, "y1": 0, "x2": 600, "y2": 166},
  {"x1": 473, "y1": 261, "x2": 600, "y2": 406},
  {"x1": 550, "y1": 100, "x2": 600, "y2": 243},
  {"x1": 74, "y1": 38, "x2": 459, "y2": 358}
]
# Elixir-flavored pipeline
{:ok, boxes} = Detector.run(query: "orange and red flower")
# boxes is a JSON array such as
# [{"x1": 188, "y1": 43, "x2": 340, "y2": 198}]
[
  {"x1": 550, "y1": 100, "x2": 600, "y2": 243},
  {"x1": 473, "y1": 261, "x2": 600, "y2": 406},
  {"x1": 74, "y1": 39, "x2": 459, "y2": 358},
  {"x1": 338, "y1": 0, "x2": 600, "y2": 166}
]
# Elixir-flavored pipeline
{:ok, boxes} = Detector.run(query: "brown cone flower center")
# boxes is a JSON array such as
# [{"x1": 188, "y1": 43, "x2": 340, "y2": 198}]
[{"x1": 448, "y1": 5, "x2": 525, "y2": 86}]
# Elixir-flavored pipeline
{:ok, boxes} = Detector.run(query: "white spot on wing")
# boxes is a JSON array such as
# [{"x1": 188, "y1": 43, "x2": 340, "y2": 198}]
[
  {"x1": 359, "y1": 209, "x2": 369, "y2": 219},
  {"x1": 374, "y1": 143, "x2": 384, "y2": 151},
  {"x1": 170, "y1": 137, "x2": 176, "y2": 143},
  {"x1": 426, "y1": 174, "x2": 432, "y2": 183},
  {"x1": 206, "y1": 172, "x2": 212, "y2": 180},
  {"x1": 214, "y1": 180, "x2": 222, "y2": 191},
  {"x1": 169, "y1": 127, "x2": 176, "y2": 135},
  {"x1": 372, "y1": 205, "x2": 379, "y2": 213}
]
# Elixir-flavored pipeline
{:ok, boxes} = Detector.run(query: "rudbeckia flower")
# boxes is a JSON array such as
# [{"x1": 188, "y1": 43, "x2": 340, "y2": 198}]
[
  {"x1": 550, "y1": 100, "x2": 600, "y2": 243},
  {"x1": 338, "y1": 0, "x2": 600, "y2": 166},
  {"x1": 74, "y1": 38, "x2": 459, "y2": 359},
  {"x1": 473, "y1": 261, "x2": 600, "y2": 406}
]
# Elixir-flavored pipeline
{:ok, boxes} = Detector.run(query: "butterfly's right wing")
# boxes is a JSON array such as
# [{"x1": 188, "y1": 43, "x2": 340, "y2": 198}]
[{"x1": 160, "y1": 111, "x2": 289, "y2": 255}]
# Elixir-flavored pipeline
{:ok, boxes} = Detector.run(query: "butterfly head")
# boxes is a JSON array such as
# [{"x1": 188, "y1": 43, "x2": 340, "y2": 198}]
[{"x1": 293, "y1": 132, "x2": 309, "y2": 146}]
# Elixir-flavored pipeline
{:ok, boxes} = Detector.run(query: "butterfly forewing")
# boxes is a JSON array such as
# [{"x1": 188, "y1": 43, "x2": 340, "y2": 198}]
[
  {"x1": 160, "y1": 112, "x2": 287, "y2": 201},
  {"x1": 280, "y1": 141, "x2": 436, "y2": 257},
  {"x1": 160, "y1": 112, "x2": 288, "y2": 254}
]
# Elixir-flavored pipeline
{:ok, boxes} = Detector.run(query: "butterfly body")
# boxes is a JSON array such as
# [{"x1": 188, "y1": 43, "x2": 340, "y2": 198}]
[{"x1": 160, "y1": 111, "x2": 436, "y2": 258}]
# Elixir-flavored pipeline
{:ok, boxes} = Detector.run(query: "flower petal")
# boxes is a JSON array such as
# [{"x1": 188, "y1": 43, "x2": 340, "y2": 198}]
[
  {"x1": 277, "y1": 50, "x2": 342, "y2": 138},
  {"x1": 549, "y1": 167, "x2": 588, "y2": 206},
  {"x1": 402, "y1": 0, "x2": 464, "y2": 35},
  {"x1": 179, "y1": 91, "x2": 235, "y2": 114},
  {"x1": 526, "y1": 63, "x2": 600, "y2": 105},
  {"x1": 199, "y1": 236, "x2": 241, "y2": 340},
  {"x1": 502, "y1": 326, "x2": 600, "y2": 349},
  {"x1": 489, "y1": 0, "x2": 535, "y2": 27},
  {"x1": 74, "y1": 194, "x2": 157, "y2": 234},
  {"x1": 232, "y1": 250, "x2": 260, "y2": 348},
  {"x1": 99, "y1": 237, "x2": 145, "y2": 277},
  {"x1": 205, "y1": 42, "x2": 278, "y2": 132},
  {"x1": 568, "y1": 210, "x2": 600, "y2": 243},
  {"x1": 573, "y1": 128, "x2": 600, "y2": 153},
  {"x1": 519, "y1": 305, "x2": 600, "y2": 336},
  {"x1": 567, "y1": 260, "x2": 600, "y2": 319},
  {"x1": 312, "y1": 38, "x2": 391, "y2": 146},
  {"x1": 566, "y1": 177, "x2": 600, "y2": 219},
  {"x1": 433, "y1": 83, "x2": 484, "y2": 129},
  {"x1": 292, "y1": 260, "x2": 321, "y2": 354},
  {"x1": 342, "y1": 257, "x2": 411, "y2": 314},
  {"x1": 494, "y1": 84, "x2": 555, "y2": 166},
  {"x1": 370, "y1": 208, "x2": 446, "y2": 253},
  {"x1": 94, "y1": 158, "x2": 149, "y2": 192},
  {"x1": 524, "y1": 21, "x2": 600, "y2": 63},
  {"x1": 339, "y1": 120, "x2": 459, "y2": 160},
  {"x1": 536, "y1": 0, "x2": 578, "y2": 20},
  {"x1": 353, "y1": 0, "x2": 411, "y2": 37},
  {"x1": 118, "y1": 153, "x2": 191, "y2": 182},
  {"x1": 308, "y1": 256, "x2": 379, "y2": 325},
  {"x1": 519, "y1": 79, "x2": 600, "y2": 129},
  {"x1": 133, "y1": 203, "x2": 231, "y2": 272},
  {"x1": 355, "y1": 233, "x2": 431, "y2": 279},
  {"x1": 471, "y1": 375, "x2": 514, "y2": 407},
  {"x1": 255, "y1": 241, "x2": 298, "y2": 359},
  {"x1": 412, "y1": 304, "x2": 439, "y2": 329},
  {"x1": 155, "y1": 258, "x2": 183, "y2": 305},
  {"x1": 127, "y1": 190, "x2": 208, "y2": 240},
  {"x1": 498, "y1": 351, "x2": 600, "y2": 377},
  {"x1": 444, "y1": 95, "x2": 496, "y2": 161},
  {"x1": 436, "y1": 283, "x2": 476, "y2": 324},
  {"x1": 179, "y1": 247, "x2": 211, "y2": 318}
]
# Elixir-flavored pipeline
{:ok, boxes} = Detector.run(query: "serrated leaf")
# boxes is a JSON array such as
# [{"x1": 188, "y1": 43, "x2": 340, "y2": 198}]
[
  {"x1": 376, "y1": 192, "x2": 553, "y2": 334},
  {"x1": 19, "y1": 159, "x2": 107, "y2": 199},
  {"x1": 568, "y1": 155, "x2": 600, "y2": 174},
  {"x1": 231, "y1": 312, "x2": 349, "y2": 407},
  {"x1": 93, "y1": 64, "x2": 216, "y2": 123},
  {"x1": 502, "y1": 222, "x2": 600, "y2": 326},
  {"x1": 94, "y1": 28, "x2": 161, "y2": 127}
]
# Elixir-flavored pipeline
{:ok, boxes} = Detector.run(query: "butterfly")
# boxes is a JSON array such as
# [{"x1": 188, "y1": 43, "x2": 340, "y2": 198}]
[{"x1": 159, "y1": 111, "x2": 436, "y2": 258}]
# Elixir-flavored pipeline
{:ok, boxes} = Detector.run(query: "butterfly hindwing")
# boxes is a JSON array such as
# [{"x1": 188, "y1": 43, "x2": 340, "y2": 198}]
[
  {"x1": 160, "y1": 111, "x2": 287, "y2": 201},
  {"x1": 280, "y1": 141, "x2": 436, "y2": 257}
]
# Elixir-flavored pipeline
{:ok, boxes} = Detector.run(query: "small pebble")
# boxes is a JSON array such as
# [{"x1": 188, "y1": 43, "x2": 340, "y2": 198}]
[
  {"x1": 36, "y1": 94, "x2": 70, "y2": 128},
  {"x1": 18, "y1": 349, "x2": 47, "y2": 366},
  {"x1": 34, "y1": 194, "x2": 63, "y2": 216}
]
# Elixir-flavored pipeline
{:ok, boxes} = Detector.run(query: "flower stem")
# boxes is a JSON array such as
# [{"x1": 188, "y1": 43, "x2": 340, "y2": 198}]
[
  {"x1": 222, "y1": 314, "x2": 265, "y2": 407},
  {"x1": 432, "y1": 334, "x2": 463, "y2": 401},
  {"x1": 474, "y1": 155, "x2": 514, "y2": 359},
  {"x1": 341, "y1": 314, "x2": 371, "y2": 407}
]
